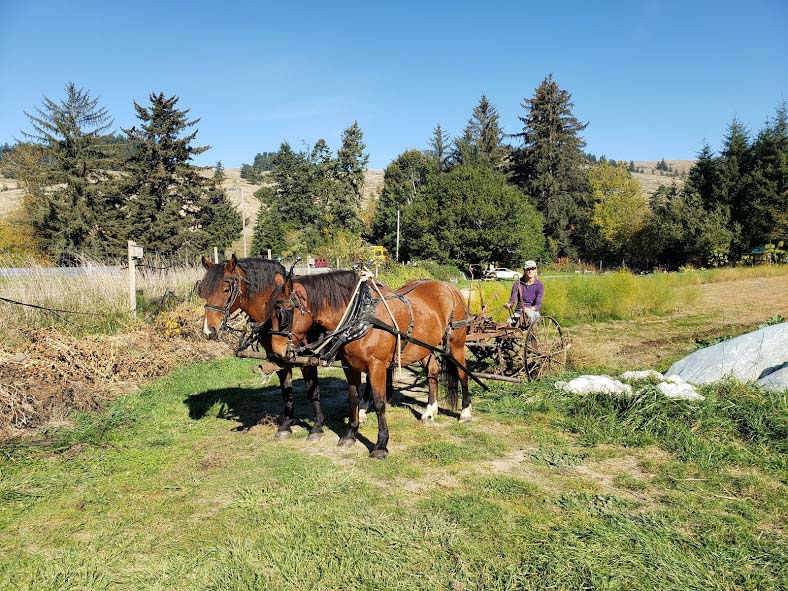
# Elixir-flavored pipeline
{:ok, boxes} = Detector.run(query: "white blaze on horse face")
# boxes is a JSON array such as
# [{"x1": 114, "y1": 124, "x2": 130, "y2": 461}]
[
  {"x1": 203, "y1": 315, "x2": 212, "y2": 337},
  {"x1": 459, "y1": 403, "x2": 473, "y2": 422},
  {"x1": 422, "y1": 401, "x2": 439, "y2": 423}
]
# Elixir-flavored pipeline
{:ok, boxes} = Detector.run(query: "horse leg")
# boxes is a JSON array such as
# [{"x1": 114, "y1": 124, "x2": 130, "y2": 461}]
[
  {"x1": 301, "y1": 366, "x2": 324, "y2": 441},
  {"x1": 368, "y1": 360, "x2": 390, "y2": 459},
  {"x1": 339, "y1": 368, "x2": 362, "y2": 446},
  {"x1": 275, "y1": 369, "x2": 295, "y2": 439},
  {"x1": 451, "y1": 336, "x2": 472, "y2": 422},
  {"x1": 421, "y1": 354, "x2": 440, "y2": 424},
  {"x1": 359, "y1": 374, "x2": 373, "y2": 424},
  {"x1": 386, "y1": 366, "x2": 398, "y2": 405}
]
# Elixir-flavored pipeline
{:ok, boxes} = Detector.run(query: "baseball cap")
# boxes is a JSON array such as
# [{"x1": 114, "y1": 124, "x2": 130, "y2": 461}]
[{"x1": 523, "y1": 260, "x2": 537, "y2": 270}]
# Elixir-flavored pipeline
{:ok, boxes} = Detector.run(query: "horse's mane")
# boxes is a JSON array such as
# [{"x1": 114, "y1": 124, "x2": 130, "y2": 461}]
[
  {"x1": 198, "y1": 257, "x2": 286, "y2": 299},
  {"x1": 298, "y1": 270, "x2": 359, "y2": 313},
  {"x1": 239, "y1": 258, "x2": 286, "y2": 298}
]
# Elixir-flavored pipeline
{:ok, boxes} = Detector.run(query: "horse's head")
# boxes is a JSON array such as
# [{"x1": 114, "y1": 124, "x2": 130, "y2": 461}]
[
  {"x1": 269, "y1": 277, "x2": 314, "y2": 359},
  {"x1": 197, "y1": 254, "x2": 248, "y2": 339}
]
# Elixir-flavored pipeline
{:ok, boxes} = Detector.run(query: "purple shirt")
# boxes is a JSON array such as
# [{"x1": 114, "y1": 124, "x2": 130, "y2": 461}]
[{"x1": 507, "y1": 278, "x2": 544, "y2": 313}]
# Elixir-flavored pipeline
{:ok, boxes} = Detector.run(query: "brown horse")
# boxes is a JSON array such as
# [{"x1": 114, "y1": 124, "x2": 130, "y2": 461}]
[
  {"x1": 269, "y1": 274, "x2": 471, "y2": 458},
  {"x1": 198, "y1": 255, "x2": 329, "y2": 440}
]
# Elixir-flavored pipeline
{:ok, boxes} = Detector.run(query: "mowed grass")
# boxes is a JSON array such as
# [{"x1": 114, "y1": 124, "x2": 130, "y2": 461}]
[{"x1": 1, "y1": 359, "x2": 786, "y2": 590}]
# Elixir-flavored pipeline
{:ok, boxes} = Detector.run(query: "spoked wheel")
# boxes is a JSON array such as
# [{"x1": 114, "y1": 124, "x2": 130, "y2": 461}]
[{"x1": 524, "y1": 316, "x2": 569, "y2": 380}]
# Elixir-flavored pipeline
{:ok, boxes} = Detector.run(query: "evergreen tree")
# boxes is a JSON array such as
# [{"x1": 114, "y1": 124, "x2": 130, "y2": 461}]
[
  {"x1": 335, "y1": 121, "x2": 368, "y2": 232},
  {"x1": 21, "y1": 83, "x2": 119, "y2": 261},
  {"x1": 427, "y1": 124, "x2": 453, "y2": 172},
  {"x1": 370, "y1": 149, "x2": 437, "y2": 254},
  {"x1": 401, "y1": 166, "x2": 544, "y2": 266},
  {"x1": 213, "y1": 160, "x2": 226, "y2": 184},
  {"x1": 739, "y1": 102, "x2": 788, "y2": 248},
  {"x1": 510, "y1": 74, "x2": 590, "y2": 258},
  {"x1": 453, "y1": 95, "x2": 506, "y2": 169},
  {"x1": 685, "y1": 142, "x2": 724, "y2": 210},
  {"x1": 121, "y1": 92, "x2": 239, "y2": 257}
]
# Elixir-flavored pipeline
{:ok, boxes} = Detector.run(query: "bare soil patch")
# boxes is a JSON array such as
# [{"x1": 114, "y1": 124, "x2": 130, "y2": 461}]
[{"x1": 569, "y1": 275, "x2": 788, "y2": 370}]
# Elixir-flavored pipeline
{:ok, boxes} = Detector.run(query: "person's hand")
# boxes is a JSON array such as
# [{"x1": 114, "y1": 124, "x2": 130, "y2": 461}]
[{"x1": 504, "y1": 303, "x2": 511, "y2": 309}]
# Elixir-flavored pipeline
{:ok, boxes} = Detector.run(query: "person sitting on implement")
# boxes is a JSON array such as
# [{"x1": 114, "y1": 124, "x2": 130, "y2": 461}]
[{"x1": 504, "y1": 260, "x2": 543, "y2": 326}]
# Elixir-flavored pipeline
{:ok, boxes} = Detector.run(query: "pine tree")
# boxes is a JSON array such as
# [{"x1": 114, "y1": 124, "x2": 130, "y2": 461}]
[
  {"x1": 21, "y1": 83, "x2": 119, "y2": 261},
  {"x1": 335, "y1": 121, "x2": 368, "y2": 232},
  {"x1": 685, "y1": 142, "x2": 724, "y2": 210},
  {"x1": 427, "y1": 124, "x2": 453, "y2": 172},
  {"x1": 213, "y1": 160, "x2": 226, "y2": 184},
  {"x1": 453, "y1": 96, "x2": 506, "y2": 169},
  {"x1": 121, "y1": 92, "x2": 239, "y2": 257},
  {"x1": 510, "y1": 74, "x2": 590, "y2": 258}
]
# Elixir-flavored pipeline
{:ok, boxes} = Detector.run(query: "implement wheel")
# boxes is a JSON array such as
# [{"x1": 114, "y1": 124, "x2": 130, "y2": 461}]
[{"x1": 524, "y1": 316, "x2": 569, "y2": 380}]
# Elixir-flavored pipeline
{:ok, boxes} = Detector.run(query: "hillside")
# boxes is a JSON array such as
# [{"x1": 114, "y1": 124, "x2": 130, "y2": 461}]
[
  {"x1": 630, "y1": 159, "x2": 694, "y2": 195},
  {"x1": 0, "y1": 161, "x2": 690, "y2": 251}
]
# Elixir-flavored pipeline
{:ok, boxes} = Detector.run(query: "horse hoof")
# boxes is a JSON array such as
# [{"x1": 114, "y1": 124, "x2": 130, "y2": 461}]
[
  {"x1": 369, "y1": 448, "x2": 388, "y2": 459},
  {"x1": 337, "y1": 437, "x2": 356, "y2": 447},
  {"x1": 307, "y1": 432, "x2": 324, "y2": 442},
  {"x1": 274, "y1": 429, "x2": 292, "y2": 440},
  {"x1": 459, "y1": 415, "x2": 472, "y2": 423},
  {"x1": 421, "y1": 417, "x2": 435, "y2": 426}
]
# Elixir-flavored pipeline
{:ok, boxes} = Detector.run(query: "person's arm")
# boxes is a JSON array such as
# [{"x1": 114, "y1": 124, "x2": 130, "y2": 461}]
[
  {"x1": 532, "y1": 282, "x2": 544, "y2": 312},
  {"x1": 505, "y1": 282, "x2": 518, "y2": 308}
]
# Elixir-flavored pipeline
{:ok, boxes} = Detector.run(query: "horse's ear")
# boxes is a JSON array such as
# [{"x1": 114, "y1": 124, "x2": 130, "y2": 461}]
[
  {"x1": 282, "y1": 276, "x2": 293, "y2": 296},
  {"x1": 228, "y1": 254, "x2": 238, "y2": 273},
  {"x1": 201, "y1": 256, "x2": 213, "y2": 269},
  {"x1": 273, "y1": 273, "x2": 285, "y2": 287}
]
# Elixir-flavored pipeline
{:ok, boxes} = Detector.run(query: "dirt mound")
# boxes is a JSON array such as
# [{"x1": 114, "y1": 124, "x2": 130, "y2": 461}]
[{"x1": 0, "y1": 327, "x2": 230, "y2": 439}]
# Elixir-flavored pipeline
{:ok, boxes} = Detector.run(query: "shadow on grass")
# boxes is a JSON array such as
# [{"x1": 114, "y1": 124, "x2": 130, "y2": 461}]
[{"x1": 183, "y1": 377, "x2": 362, "y2": 442}]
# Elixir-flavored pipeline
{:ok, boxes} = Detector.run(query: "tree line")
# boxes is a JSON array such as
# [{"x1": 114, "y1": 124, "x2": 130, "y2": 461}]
[
  {"x1": 0, "y1": 83, "x2": 241, "y2": 263},
  {"x1": 3, "y1": 77, "x2": 785, "y2": 270},
  {"x1": 366, "y1": 75, "x2": 786, "y2": 269}
]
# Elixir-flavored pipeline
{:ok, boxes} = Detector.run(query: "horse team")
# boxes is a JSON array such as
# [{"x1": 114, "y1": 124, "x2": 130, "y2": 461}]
[{"x1": 199, "y1": 256, "x2": 471, "y2": 459}]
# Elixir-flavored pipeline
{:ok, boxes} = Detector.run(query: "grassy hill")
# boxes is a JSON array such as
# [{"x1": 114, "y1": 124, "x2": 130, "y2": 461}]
[{"x1": 0, "y1": 161, "x2": 691, "y2": 253}]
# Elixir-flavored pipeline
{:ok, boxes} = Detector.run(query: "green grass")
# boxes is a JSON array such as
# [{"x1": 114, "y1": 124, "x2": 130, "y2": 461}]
[{"x1": 0, "y1": 359, "x2": 786, "y2": 590}]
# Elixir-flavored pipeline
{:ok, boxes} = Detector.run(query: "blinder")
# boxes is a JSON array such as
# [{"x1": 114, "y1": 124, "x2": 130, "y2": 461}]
[{"x1": 203, "y1": 273, "x2": 247, "y2": 334}]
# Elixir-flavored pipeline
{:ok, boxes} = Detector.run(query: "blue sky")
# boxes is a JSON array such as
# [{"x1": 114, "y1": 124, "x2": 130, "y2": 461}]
[{"x1": 1, "y1": 0, "x2": 786, "y2": 170}]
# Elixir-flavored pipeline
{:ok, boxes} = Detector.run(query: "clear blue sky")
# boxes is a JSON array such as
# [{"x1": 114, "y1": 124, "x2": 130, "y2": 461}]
[{"x1": 1, "y1": 0, "x2": 786, "y2": 170}]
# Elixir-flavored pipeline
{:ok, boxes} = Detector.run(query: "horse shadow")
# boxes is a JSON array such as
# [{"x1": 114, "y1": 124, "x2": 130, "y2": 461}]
[{"x1": 183, "y1": 377, "x2": 375, "y2": 447}]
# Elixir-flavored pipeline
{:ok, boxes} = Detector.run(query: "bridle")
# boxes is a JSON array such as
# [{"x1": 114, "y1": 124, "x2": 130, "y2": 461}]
[
  {"x1": 271, "y1": 290, "x2": 313, "y2": 339},
  {"x1": 203, "y1": 272, "x2": 248, "y2": 334}
]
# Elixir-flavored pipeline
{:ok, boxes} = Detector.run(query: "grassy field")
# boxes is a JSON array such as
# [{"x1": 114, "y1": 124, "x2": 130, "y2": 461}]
[{"x1": 0, "y1": 357, "x2": 786, "y2": 590}]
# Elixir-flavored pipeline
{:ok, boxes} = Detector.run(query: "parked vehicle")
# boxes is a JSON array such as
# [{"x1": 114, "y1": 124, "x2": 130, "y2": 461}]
[{"x1": 484, "y1": 267, "x2": 521, "y2": 281}]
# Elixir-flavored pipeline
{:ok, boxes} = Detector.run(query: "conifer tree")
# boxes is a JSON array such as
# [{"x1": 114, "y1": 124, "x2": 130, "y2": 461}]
[
  {"x1": 21, "y1": 83, "x2": 119, "y2": 260},
  {"x1": 427, "y1": 124, "x2": 453, "y2": 172},
  {"x1": 213, "y1": 160, "x2": 226, "y2": 184},
  {"x1": 511, "y1": 75, "x2": 590, "y2": 258},
  {"x1": 335, "y1": 121, "x2": 368, "y2": 232},
  {"x1": 121, "y1": 92, "x2": 240, "y2": 257},
  {"x1": 453, "y1": 96, "x2": 506, "y2": 169},
  {"x1": 370, "y1": 149, "x2": 436, "y2": 253}
]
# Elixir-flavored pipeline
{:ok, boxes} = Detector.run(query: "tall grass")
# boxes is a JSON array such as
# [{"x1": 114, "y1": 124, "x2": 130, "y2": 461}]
[
  {"x1": 466, "y1": 271, "x2": 703, "y2": 324},
  {"x1": 0, "y1": 255, "x2": 204, "y2": 338}
]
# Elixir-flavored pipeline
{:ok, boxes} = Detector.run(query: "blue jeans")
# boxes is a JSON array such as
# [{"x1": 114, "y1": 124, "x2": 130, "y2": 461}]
[{"x1": 512, "y1": 310, "x2": 541, "y2": 326}]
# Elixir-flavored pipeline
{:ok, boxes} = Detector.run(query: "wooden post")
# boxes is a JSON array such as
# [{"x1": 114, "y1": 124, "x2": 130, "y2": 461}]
[
  {"x1": 213, "y1": 247, "x2": 218, "y2": 264},
  {"x1": 267, "y1": 249, "x2": 272, "y2": 260},
  {"x1": 127, "y1": 240, "x2": 143, "y2": 317}
]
